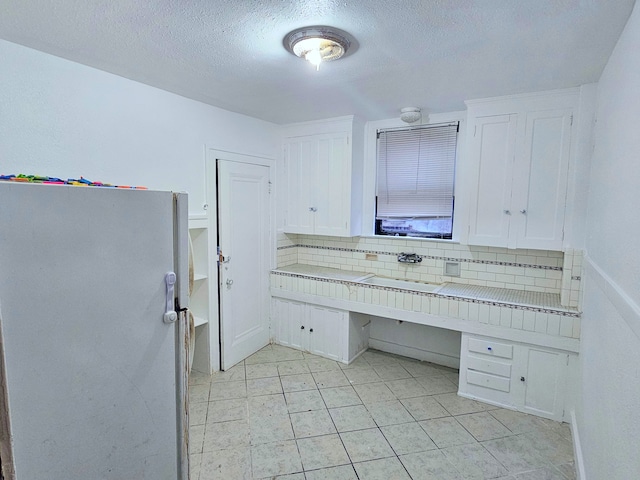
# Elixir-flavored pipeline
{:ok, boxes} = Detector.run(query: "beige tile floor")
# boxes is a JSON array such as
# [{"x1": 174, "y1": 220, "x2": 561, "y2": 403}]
[{"x1": 188, "y1": 345, "x2": 576, "y2": 480}]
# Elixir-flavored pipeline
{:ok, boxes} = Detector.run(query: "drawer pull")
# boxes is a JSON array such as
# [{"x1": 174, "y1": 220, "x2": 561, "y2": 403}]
[
  {"x1": 301, "y1": 326, "x2": 305, "y2": 330},
  {"x1": 468, "y1": 337, "x2": 513, "y2": 358}
]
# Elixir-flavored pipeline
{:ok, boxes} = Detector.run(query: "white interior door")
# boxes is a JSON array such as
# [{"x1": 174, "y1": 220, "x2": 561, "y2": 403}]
[{"x1": 218, "y1": 159, "x2": 271, "y2": 369}]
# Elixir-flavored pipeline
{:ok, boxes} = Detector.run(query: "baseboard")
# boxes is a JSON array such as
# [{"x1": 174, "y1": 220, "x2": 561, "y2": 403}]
[
  {"x1": 368, "y1": 338, "x2": 460, "y2": 369},
  {"x1": 457, "y1": 391, "x2": 512, "y2": 411},
  {"x1": 345, "y1": 346, "x2": 366, "y2": 365},
  {"x1": 570, "y1": 410, "x2": 586, "y2": 480}
]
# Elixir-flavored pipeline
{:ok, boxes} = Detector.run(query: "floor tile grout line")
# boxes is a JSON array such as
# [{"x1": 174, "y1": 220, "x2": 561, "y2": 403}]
[
  {"x1": 294, "y1": 351, "x2": 370, "y2": 478},
  {"x1": 194, "y1": 345, "x2": 576, "y2": 479},
  {"x1": 302, "y1": 358, "x2": 355, "y2": 474}
]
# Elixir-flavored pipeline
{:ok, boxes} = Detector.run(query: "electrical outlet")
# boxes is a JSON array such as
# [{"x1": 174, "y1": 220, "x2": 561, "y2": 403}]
[{"x1": 444, "y1": 261, "x2": 461, "y2": 277}]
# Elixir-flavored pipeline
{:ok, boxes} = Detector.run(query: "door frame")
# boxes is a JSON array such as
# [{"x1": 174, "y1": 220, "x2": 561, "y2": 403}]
[{"x1": 205, "y1": 148, "x2": 276, "y2": 372}]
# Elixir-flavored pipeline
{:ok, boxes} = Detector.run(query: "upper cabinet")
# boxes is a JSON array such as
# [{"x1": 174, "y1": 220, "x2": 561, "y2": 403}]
[
  {"x1": 279, "y1": 116, "x2": 364, "y2": 237},
  {"x1": 465, "y1": 90, "x2": 577, "y2": 250}
]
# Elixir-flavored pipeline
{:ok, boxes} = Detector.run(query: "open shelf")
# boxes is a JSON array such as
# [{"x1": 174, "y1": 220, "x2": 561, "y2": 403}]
[
  {"x1": 193, "y1": 316, "x2": 208, "y2": 328},
  {"x1": 189, "y1": 215, "x2": 213, "y2": 374}
]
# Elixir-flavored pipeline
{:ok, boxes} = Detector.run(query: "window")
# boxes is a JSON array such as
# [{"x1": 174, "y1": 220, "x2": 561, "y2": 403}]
[{"x1": 376, "y1": 122, "x2": 459, "y2": 239}]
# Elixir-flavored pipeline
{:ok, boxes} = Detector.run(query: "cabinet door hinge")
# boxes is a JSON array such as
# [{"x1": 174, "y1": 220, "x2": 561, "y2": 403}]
[
  {"x1": 566, "y1": 354, "x2": 570, "y2": 366},
  {"x1": 268, "y1": 181, "x2": 272, "y2": 194},
  {"x1": 570, "y1": 114, "x2": 574, "y2": 126},
  {"x1": 474, "y1": 125, "x2": 477, "y2": 137}
]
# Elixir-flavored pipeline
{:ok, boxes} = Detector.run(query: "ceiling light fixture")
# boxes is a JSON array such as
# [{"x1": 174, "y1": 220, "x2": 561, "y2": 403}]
[
  {"x1": 400, "y1": 107, "x2": 422, "y2": 124},
  {"x1": 284, "y1": 26, "x2": 352, "y2": 71}
]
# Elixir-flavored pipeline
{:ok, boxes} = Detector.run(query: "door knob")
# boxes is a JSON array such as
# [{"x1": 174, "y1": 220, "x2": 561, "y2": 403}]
[
  {"x1": 503, "y1": 210, "x2": 511, "y2": 215},
  {"x1": 520, "y1": 209, "x2": 527, "y2": 214},
  {"x1": 226, "y1": 279, "x2": 234, "y2": 289}
]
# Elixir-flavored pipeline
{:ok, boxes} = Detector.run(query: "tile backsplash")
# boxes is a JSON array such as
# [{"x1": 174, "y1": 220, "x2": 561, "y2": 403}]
[{"x1": 277, "y1": 233, "x2": 582, "y2": 308}]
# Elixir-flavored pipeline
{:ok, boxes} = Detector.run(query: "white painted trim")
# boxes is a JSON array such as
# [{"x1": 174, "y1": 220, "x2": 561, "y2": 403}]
[
  {"x1": 464, "y1": 86, "x2": 581, "y2": 106},
  {"x1": 368, "y1": 338, "x2": 460, "y2": 369},
  {"x1": 206, "y1": 147, "x2": 276, "y2": 167},
  {"x1": 280, "y1": 115, "x2": 355, "y2": 138},
  {"x1": 204, "y1": 148, "x2": 277, "y2": 373},
  {"x1": 570, "y1": 409, "x2": 587, "y2": 480},
  {"x1": 583, "y1": 256, "x2": 640, "y2": 340},
  {"x1": 346, "y1": 346, "x2": 367, "y2": 365},
  {"x1": 204, "y1": 157, "x2": 220, "y2": 373},
  {"x1": 457, "y1": 390, "x2": 515, "y2": 411}
]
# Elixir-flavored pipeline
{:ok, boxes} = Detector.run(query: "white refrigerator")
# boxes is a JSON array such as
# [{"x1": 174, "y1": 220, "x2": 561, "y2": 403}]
[{"x1": 0, "y1": 182, "x2": 189, "y2": 480}]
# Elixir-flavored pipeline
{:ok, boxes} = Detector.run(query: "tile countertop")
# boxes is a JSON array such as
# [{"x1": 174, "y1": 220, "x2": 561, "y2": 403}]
[
  {"x1": 274, "y1": 263, "x2": 373, "y2": 282},
  {"x1": 272, "y1": 264, "x2": 579, "y2": 313}
]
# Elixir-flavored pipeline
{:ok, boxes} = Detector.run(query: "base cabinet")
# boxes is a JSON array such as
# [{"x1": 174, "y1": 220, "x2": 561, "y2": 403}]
[
  {"x1": 271, "y1": 298, "x2": 369, "y2": 363},
  {"x1": 306, "y1": 304, "x2": 345, "y2": 361},
  {"x1": 458, "y1": 333, "x2": 570, "y2": 421}
]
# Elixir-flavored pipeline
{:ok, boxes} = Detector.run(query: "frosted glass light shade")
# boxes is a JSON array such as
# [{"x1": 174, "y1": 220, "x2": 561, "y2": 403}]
[
  {"x1": 400, "y1": 107, "x2": 422, "y2": 123},
  {"x1": 284, "y1": 26, "x2": 352, "y2": 70}
]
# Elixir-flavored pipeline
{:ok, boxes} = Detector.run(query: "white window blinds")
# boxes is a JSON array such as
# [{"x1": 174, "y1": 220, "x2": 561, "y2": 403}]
[{"x1": 376, "y1": 123, "x2": 458, "y2": 219}]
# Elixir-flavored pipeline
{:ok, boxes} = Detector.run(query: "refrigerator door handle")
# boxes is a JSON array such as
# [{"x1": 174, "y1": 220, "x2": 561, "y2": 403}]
[{"x1": 164, "y1": 272, "x2": 178, "y2": 324}]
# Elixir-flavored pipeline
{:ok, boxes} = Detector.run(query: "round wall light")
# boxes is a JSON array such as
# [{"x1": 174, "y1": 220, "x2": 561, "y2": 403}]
[
  {"x1": 284, "y1": 26, "x2": 353, "y2": 71},
  {"x1": 400, "y1": 107, "x2": 422, "y2": 123}
]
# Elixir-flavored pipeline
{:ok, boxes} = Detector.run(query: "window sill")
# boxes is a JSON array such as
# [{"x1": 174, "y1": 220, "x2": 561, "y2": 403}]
[{"x1": 360, "y1": 234, "x2": 460, "y2": 245}]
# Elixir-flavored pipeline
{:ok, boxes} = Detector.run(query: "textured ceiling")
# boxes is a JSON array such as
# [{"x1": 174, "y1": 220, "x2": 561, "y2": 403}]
[{"x1": 0, "y1": 1, "x2": 636, "y2": 124}]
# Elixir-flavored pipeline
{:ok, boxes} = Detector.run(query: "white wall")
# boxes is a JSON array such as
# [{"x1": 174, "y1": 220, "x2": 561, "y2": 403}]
[
  {"x1": 578, "y1": 2, "x2": 640, "y2": 479},
  {"x1": 368, "y1": 316, "x2": 461, "y2": 369},
  {"x1": 0, "y1": 40, "x2": 279, "y2": 215}
]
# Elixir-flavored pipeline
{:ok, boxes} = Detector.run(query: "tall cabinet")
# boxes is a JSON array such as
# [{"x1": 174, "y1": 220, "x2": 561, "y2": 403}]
[
  {"x1": 279, "y1": 115, "x2": 365, "y2": 237},
  {"x1": 465, "y1": 90, "x2": 577, "y2": 250}
]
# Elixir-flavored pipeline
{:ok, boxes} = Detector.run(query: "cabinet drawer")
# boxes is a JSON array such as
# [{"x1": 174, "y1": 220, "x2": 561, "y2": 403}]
[
  {"x1": 466, "y1": 370, "x2": 511, "y2": 393},
  {"x1": 467, "y1": 355, "x2": 512, "y2": 377},
  {"x1": 468, "y1": 337, "x2": 513, "y2": 359}
]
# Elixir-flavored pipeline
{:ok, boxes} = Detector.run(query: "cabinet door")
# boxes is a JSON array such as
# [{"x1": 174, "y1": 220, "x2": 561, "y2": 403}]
[
  {"x1": 283, "y1": 133, "x2": 351, "y2": 236},
  {"x1": 515, "y1": 346, "x2": 568, "y2": 421},
  {"x1": 467, "y1": 114, "x2": 518, "y2": 247},
  {"x1": 272, "y1": 298, "x2": 307, "y2": 351},
  {"x1": 306, "y1": 304, "x2": 345, "y2": 362},
  {"x1": 511, "y1": 109, "x2": 573, "y2": 250},
  {"x1": 313, "y1": 133, "x2": 351, "y2": 236},
  {"x1": 283, "y1": 137, "x2": 316, "y2": 234}
]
